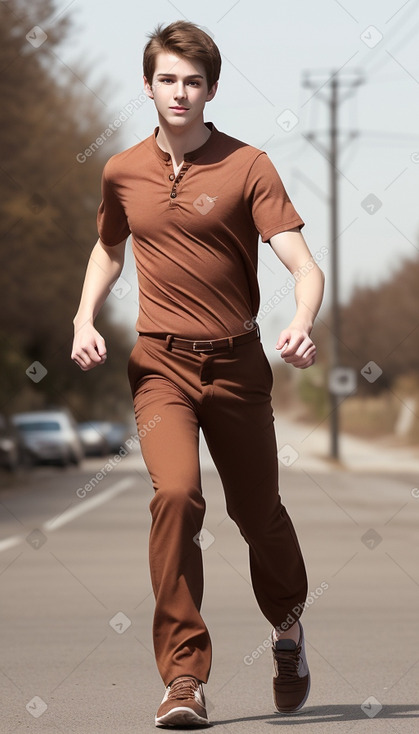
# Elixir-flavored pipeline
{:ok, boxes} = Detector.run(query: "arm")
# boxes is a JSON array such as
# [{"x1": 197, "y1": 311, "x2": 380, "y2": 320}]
[
  {"x1": 269, "y1": 227, "x2": 325, "y2": 369},
  {"x1": 71, "y1": 237, "x2": 127, "y2": 371}
]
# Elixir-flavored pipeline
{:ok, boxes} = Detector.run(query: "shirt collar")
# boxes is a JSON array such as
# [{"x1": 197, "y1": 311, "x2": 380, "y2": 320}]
[{"x1": 151, "y1": 122, "x2": 217, "y2": 162}]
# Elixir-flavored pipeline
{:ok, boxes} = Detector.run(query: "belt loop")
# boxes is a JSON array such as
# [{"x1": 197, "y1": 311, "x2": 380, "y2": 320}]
[
  {"x1": 228, "y1": 336, "x2": 234, "y2": 349},
  {"x1": 165, "y1": 334, "x2": 174, "y2": 351}
]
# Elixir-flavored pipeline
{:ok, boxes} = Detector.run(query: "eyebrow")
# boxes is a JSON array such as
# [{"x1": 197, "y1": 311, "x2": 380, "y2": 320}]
[{"x1": 156, "y1": 73, "x2": 204, "y2": 79}]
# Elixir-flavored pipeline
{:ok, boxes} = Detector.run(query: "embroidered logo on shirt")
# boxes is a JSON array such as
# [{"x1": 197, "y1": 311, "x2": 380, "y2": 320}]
[{"x1": 193, "y1": 193, "x2": 218, "y2": 215}]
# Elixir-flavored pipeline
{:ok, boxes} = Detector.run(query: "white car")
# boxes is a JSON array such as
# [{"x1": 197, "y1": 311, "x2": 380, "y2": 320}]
[{"x1": 12, "y1": 410, "x2": 84, "y2": 467}]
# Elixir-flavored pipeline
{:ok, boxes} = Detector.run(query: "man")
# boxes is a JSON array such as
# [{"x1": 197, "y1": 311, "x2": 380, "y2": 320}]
[{"x1": 71, "y1": 20, "x2": 324, "y2": 728}]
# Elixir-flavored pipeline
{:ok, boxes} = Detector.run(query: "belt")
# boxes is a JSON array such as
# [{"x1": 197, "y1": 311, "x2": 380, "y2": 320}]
[{"x1": 140, "y1": 325, "x2": 260, "y2": 353}]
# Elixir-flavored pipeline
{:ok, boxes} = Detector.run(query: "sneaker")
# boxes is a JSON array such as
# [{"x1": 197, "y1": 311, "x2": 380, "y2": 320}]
[
  {"x1": 272, "y1": 620, "x2": 310, "y2": 714},
  {"x1": 155, "y1": 675, "x2": 209, "y2": 727}
]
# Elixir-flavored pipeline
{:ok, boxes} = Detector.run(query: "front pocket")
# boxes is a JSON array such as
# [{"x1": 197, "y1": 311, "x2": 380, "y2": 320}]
[
  {"x1": 127, "y1": 338, "x2": 144, "y2": 396},
  {"x1": 258, "y1": 342, "x2": 274, "y2": 392}
]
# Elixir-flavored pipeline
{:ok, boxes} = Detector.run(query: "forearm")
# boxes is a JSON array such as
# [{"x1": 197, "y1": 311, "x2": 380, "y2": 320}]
[
  {"x1": 73, "y1": 238, "x2": 125, "y2": 327},
  {"x1": 288, "y1": 265, "x2": 325, "y2": 333}
]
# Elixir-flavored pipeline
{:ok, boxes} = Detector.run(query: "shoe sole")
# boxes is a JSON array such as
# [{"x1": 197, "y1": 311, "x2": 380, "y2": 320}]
[
  {"x1": 155, "y1": 705, "x2": 210, "y2": 727},
  {"x1": 274, "y1": 671, "x2": 311, "y2": 715}
]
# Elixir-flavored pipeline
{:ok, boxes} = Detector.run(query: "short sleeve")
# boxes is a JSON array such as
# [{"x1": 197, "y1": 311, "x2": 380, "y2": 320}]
[
  {"x1": 96, "y1": 160, "x2": 131, "y2": 246},
  {"x1": 245, "y1": 153, "x2": 304, "y2": 242}
]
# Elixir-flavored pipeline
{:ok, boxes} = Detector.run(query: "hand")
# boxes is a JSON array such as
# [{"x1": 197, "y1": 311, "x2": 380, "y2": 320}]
[
  {"x1": 71, "y1": 322, "x2": 107, "y2": 371},
  {"x1": 276, "y1": 327, "x2": 316, "y2": 369}
]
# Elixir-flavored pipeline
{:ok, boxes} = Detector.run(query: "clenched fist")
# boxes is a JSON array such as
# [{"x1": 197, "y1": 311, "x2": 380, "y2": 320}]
[{"x1": 71, "y1": 322, "x2": 107, "y2": 371}]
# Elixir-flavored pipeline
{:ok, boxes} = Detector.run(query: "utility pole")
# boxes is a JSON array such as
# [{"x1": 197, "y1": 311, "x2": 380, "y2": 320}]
[{"x1": 302, "y1": 69, "x2": 363, "y2": 460}]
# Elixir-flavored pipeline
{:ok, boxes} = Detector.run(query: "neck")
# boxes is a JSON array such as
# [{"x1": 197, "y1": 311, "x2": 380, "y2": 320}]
[{"x1": 155, "y1": 116, "x2": 211, "y2": 167}]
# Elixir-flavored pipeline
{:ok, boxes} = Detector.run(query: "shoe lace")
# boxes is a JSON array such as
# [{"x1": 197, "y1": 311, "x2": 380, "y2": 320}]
[
  {"x1": 273, "y1": 647, "x2": 300, "y2": 680},
  {"x1": 168, "y1": 676, "x2": 199, "y2": 700}
]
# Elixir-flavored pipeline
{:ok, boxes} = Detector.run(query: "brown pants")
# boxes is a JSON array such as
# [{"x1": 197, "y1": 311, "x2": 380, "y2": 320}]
[{"x1": 127, "y1": 327, "x2": 308, "y2": 687}]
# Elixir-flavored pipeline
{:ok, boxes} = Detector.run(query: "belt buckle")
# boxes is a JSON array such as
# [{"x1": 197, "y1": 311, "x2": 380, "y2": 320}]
[{"x1": 192, "y1": 340, "x2": 213, "y2": 352}]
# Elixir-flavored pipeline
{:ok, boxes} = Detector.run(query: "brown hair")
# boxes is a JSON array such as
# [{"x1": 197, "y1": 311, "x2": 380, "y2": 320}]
[{"x1": 143, "y1": 21, "x2": 221, "y2": 90}]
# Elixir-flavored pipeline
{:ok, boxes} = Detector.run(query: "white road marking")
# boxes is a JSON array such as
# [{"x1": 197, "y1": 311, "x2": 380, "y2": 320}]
[
  {"x1": 0, "y1": 477, "x2": 135, "y2": 553},
  {"x1": 43, "y1": 477, "x2": 135, "y2": 531},
  {"x1": 0, "y1": 535, "x2": 24, "y2": 553}
]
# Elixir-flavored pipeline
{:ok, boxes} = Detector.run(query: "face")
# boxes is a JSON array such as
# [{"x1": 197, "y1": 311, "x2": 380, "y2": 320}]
[{"x1": 144, "y1": 51, "x2": 218, "y2": 129}]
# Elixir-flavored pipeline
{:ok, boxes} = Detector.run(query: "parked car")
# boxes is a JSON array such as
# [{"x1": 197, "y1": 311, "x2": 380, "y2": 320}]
[
  {"x1": 101, "y1": 422, "x2": 130, "y2": 453},
  {"x1": 12, "y1": 410, "x2": 84, "y2": 467},
  {"x1": 77, "y1": 422, "x2": 110, "y2": 457},
  {"x1": 77, "y1": 421, "x2": 130, "y2": 456},
  {"x1": 0, "y1": 414, "x2": 22, "y2": 471}
]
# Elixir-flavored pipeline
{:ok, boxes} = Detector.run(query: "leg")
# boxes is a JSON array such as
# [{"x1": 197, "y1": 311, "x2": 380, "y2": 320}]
[
  {"x1": 200, "y1": 339, "x2": 308, "y2": 629},
  {"x1": 133, "y1": 373, "x2": 212, "y2": 687}
]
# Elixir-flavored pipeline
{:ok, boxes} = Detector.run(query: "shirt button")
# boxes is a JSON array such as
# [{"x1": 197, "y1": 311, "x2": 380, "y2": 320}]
[
  {"x1": 170, "y1": 191, "x2": 177, "y2": 198},
  {"x1": 169, "y1": 173, "x2": 175, "y2": 181}
]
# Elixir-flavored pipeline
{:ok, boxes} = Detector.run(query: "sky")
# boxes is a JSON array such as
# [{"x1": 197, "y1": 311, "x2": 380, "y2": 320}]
[{"x1": 43, "y1": 0, "x2": 419, "y2": 356}]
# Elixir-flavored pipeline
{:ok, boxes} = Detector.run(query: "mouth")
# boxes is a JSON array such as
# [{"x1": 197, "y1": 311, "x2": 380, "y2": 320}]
[{"x1": 170, "y1": 106, "x2": 189, "y2": 111}]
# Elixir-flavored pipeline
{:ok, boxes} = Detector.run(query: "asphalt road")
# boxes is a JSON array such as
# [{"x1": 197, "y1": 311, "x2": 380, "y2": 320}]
[{"x1": 0, "y1": 438, "x2": 418, "y2": 733}]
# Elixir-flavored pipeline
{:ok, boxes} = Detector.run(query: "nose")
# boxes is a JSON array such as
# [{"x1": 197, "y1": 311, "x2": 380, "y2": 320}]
[{"x1": 173, "y1": 82, "x2": 187, "y2": 101}]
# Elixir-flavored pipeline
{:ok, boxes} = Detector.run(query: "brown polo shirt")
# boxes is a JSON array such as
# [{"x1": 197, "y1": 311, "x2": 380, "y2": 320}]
[{"x1": 97, "y1": 122, "x2": 304, "y2": 339}]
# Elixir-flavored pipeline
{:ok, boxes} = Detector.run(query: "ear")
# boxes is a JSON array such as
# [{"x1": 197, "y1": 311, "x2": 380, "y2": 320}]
[
  {"x1": 206, "y1": 80, "x2": 218, "y2": 102},
  {"x1": 206, "y1": 82, "x2": 218, "y2": 102},
  {"x1": 143, "y1": 74, "x2": 154, "y2": 99}
]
